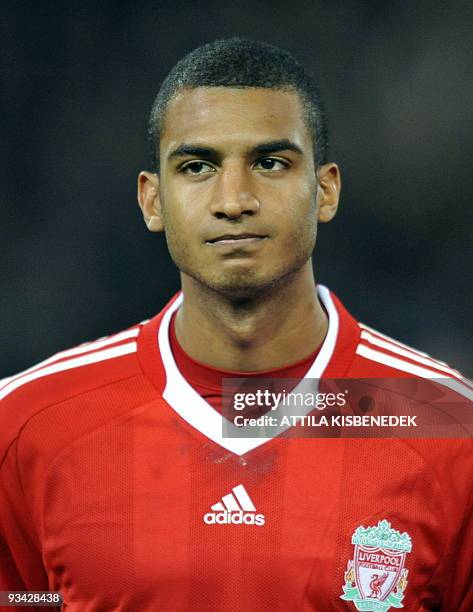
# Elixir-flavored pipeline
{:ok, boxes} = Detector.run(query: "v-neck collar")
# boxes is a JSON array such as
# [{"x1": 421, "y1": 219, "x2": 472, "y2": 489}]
[{"x1": 137, "y1": 285, "x2": 360, "y2": 456}]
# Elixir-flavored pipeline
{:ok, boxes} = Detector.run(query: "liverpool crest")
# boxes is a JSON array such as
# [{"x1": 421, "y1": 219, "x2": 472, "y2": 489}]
[{"x1": 340, "y1": 520, "x2": 412, "y2": 611}]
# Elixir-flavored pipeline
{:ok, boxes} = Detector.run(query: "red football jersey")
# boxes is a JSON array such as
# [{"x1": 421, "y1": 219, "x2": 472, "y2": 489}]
[{"x1": 0, "y1": 285, "x2": 472, "y2": 611}]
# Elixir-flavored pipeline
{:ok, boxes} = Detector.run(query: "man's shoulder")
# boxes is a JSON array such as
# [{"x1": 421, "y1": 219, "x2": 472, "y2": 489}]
[
  {"x1": 0, "y1": 321, "x2": 148, "y2": 460},
  {"x1": 347, "y1": 321, "x2": 469, "y2": 383},
  {"x1": 343, "y1": 320, "x2": 472, "y2": 437}
]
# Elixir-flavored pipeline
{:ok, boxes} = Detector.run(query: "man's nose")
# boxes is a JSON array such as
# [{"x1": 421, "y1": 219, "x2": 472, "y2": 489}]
[{"x1": 209, "y1": 165, "x2": 260, "y2": 219}]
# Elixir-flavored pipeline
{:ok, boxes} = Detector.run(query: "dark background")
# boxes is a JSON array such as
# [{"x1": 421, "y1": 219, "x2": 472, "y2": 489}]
[{"x1": 2, "y1": 1, "x2": 472, "y2": 379}]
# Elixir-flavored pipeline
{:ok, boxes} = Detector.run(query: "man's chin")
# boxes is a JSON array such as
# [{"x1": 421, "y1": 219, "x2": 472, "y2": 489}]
[
  {"x1": 184, "y1": 269, "x2": 291, "y2": 301},
  {"x1": 205, "y1": 274, "x2": 268, "y2": 300},
  {"x1": 179, "y1": 252, "x2": 313, "y2": 301}
]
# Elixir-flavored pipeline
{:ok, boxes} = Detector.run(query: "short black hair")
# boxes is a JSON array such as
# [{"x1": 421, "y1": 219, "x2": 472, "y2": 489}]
[{"x1": 148, "y1": 37, "x2": 328, "y2": 172}]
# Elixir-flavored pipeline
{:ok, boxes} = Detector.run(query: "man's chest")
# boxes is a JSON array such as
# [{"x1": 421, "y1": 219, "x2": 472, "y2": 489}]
[{"x1": 37, "y1": 407, "x2": 448, "y2": 611}]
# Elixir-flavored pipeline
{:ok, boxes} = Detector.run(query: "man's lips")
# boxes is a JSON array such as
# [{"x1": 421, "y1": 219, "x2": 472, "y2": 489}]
[{"x1": 206, "y1": 233, "x2": 268, "y2": 245}]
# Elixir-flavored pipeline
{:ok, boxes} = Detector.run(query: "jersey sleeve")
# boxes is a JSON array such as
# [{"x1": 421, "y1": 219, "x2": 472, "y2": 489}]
[
  {"x1": 0, "y1": 438, "x2": 58, "y2": 612},
  {"x1": 440, "y1": 487, "x2": 473, "y2": 611}
]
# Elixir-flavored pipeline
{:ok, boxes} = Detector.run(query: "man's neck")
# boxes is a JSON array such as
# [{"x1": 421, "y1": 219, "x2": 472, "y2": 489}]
[{"x1": 174, "y1": 261, "x2": 328, "y2": 372}]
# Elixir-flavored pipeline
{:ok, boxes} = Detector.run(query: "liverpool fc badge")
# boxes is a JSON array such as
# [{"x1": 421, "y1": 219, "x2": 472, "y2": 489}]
[{"x1": 340, "y1": 519, "x2": 412, "y2": 611}]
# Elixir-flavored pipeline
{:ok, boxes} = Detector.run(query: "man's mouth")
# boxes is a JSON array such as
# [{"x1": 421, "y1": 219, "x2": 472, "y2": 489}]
[{"x1": 206, "y1": 233, "x2": 268, "y2": 245}]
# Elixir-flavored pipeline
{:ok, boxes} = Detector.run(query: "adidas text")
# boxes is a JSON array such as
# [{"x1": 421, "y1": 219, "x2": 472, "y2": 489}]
[{"x1": 203, "y1": 510, "x2": 265, "y2": 526}]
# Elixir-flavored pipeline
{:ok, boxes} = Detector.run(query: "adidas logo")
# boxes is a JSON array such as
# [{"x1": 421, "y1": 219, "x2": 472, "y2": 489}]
[{"x1": 203, "y1": 484, "x2": 265, "y2": 526}]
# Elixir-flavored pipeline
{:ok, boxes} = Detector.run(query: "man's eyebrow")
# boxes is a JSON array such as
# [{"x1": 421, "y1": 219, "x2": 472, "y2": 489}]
[
  {"x1": 167, "y1": 144, "x2": 220, "y2": 161},
  {"x1": 250, "y1": 139, "x2": 303, "y2": 156},
  {"x1": 166, "y1": 139, "x2": 303, "y2": 162}
]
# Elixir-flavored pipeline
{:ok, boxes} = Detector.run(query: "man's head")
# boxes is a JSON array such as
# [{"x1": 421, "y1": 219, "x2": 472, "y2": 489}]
[
  {"x1": 148, "y1": 37, "x2": 328, "y2": 173},
  {"x1": 138, "y1": 38, "x2": 341, "y2": 300}
]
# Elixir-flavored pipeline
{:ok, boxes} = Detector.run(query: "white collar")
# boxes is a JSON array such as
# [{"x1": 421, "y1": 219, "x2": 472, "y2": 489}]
[{"x1": 158, "y1": 285, "x2": 339, "y2": 456}]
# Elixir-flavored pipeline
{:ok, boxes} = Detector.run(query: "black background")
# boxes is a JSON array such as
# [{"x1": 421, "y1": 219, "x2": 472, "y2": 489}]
[{"x1": 2, "y1": 1, "x2": 472, "y2": 378}]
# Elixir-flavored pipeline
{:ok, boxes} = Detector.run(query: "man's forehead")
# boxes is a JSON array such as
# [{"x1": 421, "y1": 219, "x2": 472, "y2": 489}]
[{"x1": 160, "y1": 86, "x2": 310, "y2": 150}]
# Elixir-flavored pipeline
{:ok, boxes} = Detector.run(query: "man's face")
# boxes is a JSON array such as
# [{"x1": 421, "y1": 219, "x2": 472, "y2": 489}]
[{"x1": 154, "y1": 87, "x2": 330, "y2": 298}]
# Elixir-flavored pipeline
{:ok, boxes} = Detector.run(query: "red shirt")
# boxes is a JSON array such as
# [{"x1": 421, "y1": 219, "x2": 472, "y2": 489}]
[{"x1": 0, "y1": 285, "x2": 472, "y2": 611}]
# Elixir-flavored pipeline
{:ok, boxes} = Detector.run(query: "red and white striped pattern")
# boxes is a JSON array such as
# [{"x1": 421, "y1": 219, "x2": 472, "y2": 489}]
[
  {"x1": 0, "y1": 324, "x2": 145, "y2": 401},
  {"x1": 356, "y1": 323, "x2": 473, "y2": 399}
]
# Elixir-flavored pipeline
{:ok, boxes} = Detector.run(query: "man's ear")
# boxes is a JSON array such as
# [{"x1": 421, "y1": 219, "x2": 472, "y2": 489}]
[
  {"x1": 137, "y1": 171, "x2": 164, "y2": 232},
  {"x1": 316, "y1": 163, "x2": 342, "y2": 223}
]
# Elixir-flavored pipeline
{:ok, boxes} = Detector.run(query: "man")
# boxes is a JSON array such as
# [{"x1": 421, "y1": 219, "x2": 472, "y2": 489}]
[{"x1": 0, "y1": 38, "x2": 471, "y2": 612}]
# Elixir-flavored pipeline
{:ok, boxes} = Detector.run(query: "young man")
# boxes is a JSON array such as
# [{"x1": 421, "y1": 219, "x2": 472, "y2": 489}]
[{"x1": 0, "y1": 38, "x2": 471, "y2": 612}]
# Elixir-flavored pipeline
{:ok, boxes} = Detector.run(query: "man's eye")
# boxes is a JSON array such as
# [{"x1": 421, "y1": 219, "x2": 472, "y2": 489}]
[
  {"x1": 180, "y1": 161, "x2": 215, "y2": 175},
  {"x1": 254, "y1": 158, "x2": 289, "y2": 171}
]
